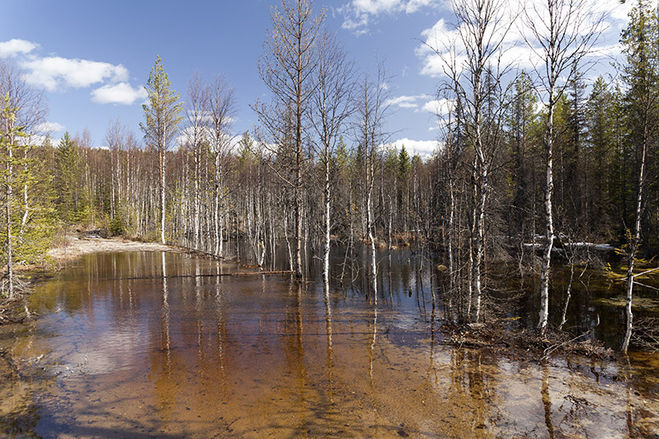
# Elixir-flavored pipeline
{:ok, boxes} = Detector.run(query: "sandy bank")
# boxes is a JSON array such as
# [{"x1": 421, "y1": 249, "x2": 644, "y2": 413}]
[{"x1": 47, "y1": 236, "x2": 178, "y2": 263}]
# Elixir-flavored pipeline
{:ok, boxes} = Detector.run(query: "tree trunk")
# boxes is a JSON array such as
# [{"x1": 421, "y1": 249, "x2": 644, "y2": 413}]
[
  {"x1": 19, "y1": 147, "x2": 29, "y2": 240},
  {"x1": 622, "y1": 119, "x2": 649, "y2": 353},
  {"x1": 539, "y1": 94, "x2": 555, "y2": 334},
  {"x1": 367, "y1": 150, "x2": 377, "y2": 298},
  {"x1": 323, "y1": 145, "x2": 331, "y2": 289},
  {"x1": 194, "y1": 144, "x2": 200, "y2": 250},
  {"x1": 5, "y1": 122, "x2": 14, "y2": 299},
  {"x1": 160, "y1": 148, "x2": 166, "y2": 245}
]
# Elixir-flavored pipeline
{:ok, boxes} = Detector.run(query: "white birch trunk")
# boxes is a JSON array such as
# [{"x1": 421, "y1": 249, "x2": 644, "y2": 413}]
[
  {"x1": 622, "y1": 121, "x2": 649, "y2": 353},
  {"x1": 160, "y1": 149, "x2": 166, "y2": 245},
  {"x1": 539, "y1": 93, "x2": 555, "y2": 334}
]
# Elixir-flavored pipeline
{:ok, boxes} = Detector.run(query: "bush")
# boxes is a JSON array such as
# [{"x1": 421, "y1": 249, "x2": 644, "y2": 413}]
[{"x1": 109, "y1": 217, "x2": 125, "y2": 237}]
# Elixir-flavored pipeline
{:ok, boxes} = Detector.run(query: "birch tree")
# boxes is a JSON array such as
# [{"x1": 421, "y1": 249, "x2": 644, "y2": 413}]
[
  {"x1": 620, "y1": 0, "x2": 658, "y2": 352},
  {"x1": 355, "y1": 68, "x2": 388, "y2": 298},
  {"x1": 208, "y1": 76, "x2": 235, "y2": 258},
  {"x1": 432, "y1": 0, "x2": 512, "y2": 321},
  {"x1": 185, "y1": 73, "x2": 209, "y2": 250},
  {"x1": 311, "y1": 32, "x2": 354, "y2": 293},
  {"x1": 0, "y1": 95, "x2": 20, "y2": 298},
  {"x1": 523, "y1": 0, "x2": 603, "y2": 334}
]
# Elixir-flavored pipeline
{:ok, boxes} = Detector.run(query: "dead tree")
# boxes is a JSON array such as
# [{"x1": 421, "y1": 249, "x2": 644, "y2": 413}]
[
  {"x1": 207, "y1": 76, "x2": 235, "y2": 258},
  {"x1": 355, "y1": 67, "x2": 388, "y2": 298},
  {"x1": 311, "y1": 32, "x2": 354, "y2": 294},
  {"x1": 523, "y1": 0, "x2": 603, "y2": 334},
  {"x1": 431, "y1": 0, "x2": 513, "y2": 321},
  {"x1": 185, "y1": 73, "x2": 210, "y2": 250},
  {"x1": 255, "y1": 0, "x2": 324, "y2": 277}
]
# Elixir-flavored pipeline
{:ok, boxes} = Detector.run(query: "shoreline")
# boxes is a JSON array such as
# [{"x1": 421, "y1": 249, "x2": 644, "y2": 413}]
[
  {"x1": 46, "y1": 235, "x2": 181, "y2": 265},
  {"x1": 2, "y1": 238, "x2": 655, "y2": 358},
  {"x1": 1, "y1": 236, "x2": 202, "y2": 324}
]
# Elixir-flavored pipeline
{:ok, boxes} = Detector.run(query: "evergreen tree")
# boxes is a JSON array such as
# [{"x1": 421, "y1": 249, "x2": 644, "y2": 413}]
[
  {"x1": 507, "y1": 71, "x2": 537, "y2": 238},
  {"x1": 619, "y1": 0, "x2": 659, "y2": 352},
  {"x1": 140, "y1": 56, "x2": 183, "y2": 244},
  {"x1": 586, "y1": 77, "x2": 615, "y2": 237},
  {"x1": 54, "y1": 132, "x2": 82, "y2": 223},
  {"x1": 565, "y1": 61, "x2": 587, "y2": 229}
]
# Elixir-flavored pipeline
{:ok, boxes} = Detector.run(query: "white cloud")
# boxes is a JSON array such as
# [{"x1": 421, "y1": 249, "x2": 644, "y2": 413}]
[
  {"x1": 36, "y1": 121, "x2": 65, "y2": 133},
  {"x1": 405, "y1": 0, "x2": 439, "y2": 13},
  {"x1": 174, "y1": 125, "x2": 240, "y2": 152},
  {"x1": 5, "y1": 42, "x2": 146, "y2": 105},
  {"x1": 353, "y1": 0, "x2": 402, "y2": 15},
  {"x1": 0, "y1": 39, "x2": 37, "y2": 58},
  {"x1": 91, "y1": 82, "x2": 146, "y2": 105},
  {"x1": 593, "y1": 1, "x2": 632, "y2": 22},
  {"x1": 416, "y1": 0, "x2": 631, "y2": 79},
  {"x1": 385, "y1": 94, "x2": 430, "y2": 109},
  {"x1": 341, "y1": 0, "x2": 443, "y2": 34},
  {"x1": 387, "y1": 137, "x2": 441, "y2": 158},
  {"x1": 21, "y1": 56, "x2": 129, "y2": 91},
  {"x1": 422, "y1": 98, "x2": 454, "y2": 115}
]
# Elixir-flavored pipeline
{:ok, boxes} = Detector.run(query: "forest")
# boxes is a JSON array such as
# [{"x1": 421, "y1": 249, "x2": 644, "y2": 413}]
[{"x1": 0, "y1": 0, "x2": 657, "y2": 354}]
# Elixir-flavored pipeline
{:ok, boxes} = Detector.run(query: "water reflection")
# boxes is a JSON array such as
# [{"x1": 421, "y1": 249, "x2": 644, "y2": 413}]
[
  {"x1": 0, "y1": 251, "x2": 656, "y2": 438},
  {"x1": 541, "y1": 363, "x2": 554, "y2": 439}
]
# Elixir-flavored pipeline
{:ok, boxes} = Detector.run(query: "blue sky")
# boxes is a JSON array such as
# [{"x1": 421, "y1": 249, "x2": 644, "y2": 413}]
[{"x1": 0, "y1": 0, "x2": 633, "y2": 157}]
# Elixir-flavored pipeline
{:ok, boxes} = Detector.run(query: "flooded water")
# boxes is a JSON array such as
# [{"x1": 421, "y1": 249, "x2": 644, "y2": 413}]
[{"x1": 1, "y1": 251, "x2": 657, "y2": 438}]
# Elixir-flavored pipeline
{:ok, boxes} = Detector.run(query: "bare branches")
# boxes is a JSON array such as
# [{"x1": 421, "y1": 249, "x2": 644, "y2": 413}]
[
  {"x1": 522, "y1": 0, "x2": 606, "y2": 104},
  {"x1": 208, "y1": 75, "x2": 236, "y2": 159},
  {"x1": 257, "y1": 0, "x2": 325, "y2": 114},
  {"x1": 185, "y1": 73, "x2": 210, "y2": 150},
  {"x1": 311, "y1": 31, "x2": 355, "y2": 160},
  {"x1": 0, "y1": 61, "x2": 46, "y2": 133}
]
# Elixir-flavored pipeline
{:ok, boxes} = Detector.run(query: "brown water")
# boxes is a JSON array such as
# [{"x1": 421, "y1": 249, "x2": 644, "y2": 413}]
[{"x1": 0, "y1": 251, "x2": 657, "y2": 438}]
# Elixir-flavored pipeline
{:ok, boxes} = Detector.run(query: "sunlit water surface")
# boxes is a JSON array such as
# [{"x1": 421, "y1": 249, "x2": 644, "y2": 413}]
[{"x1": 0, "y1": 251, "x2": 657, "y2": 438}]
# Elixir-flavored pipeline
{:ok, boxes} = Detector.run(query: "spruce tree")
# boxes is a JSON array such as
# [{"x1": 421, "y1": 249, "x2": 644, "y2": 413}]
[{"x1": 54, "y1": 132, "x2": 82, "y2": 223}]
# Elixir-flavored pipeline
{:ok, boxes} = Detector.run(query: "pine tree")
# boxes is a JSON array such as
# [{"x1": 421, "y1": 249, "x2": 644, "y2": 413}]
[
  {"x1": 140, "y1": 56, "x2": 183, "y2": 245},
  {"x1": 15, "y1": 141, "x2": 56, "y2": 266}
]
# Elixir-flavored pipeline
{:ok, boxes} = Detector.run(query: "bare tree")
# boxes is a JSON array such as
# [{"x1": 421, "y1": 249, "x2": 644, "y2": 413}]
[
  {"x1": 431, "y1": 0, "x2": 513, "y2": 321},
  {"x1": 255, "y1": 0, "x2": 324, "y2": 277},
  {"x1": 207, "y1": 76, "x2": 235, "y2": 258},
  {"x1": 185, "y1": 73, "x2": 210, "y2": 250},
  {"x1": 523, "y1": 0, "x2": 603, "y2": 334},
  {"x1": 106, "y1": 120, "x2": 126, "y2": 222},
  {"x1": 355, "y1": 67, "x2": 388, "y2": 298},
  {"x1": 311, "y1": 32, "x2": 355, "y2": 294}
]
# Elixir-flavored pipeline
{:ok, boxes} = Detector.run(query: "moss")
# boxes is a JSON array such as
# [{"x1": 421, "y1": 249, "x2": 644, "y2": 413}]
[{"x1": 592, "y1": 297, "x2": 659, "y2": 313}]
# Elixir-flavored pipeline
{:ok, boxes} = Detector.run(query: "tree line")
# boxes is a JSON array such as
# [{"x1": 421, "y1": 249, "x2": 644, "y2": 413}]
[{"x1": 0, "y1": 0, "x2": 656, "y2": 350}]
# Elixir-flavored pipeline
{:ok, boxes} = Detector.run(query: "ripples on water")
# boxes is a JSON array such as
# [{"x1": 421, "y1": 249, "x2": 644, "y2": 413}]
[{"x1": 0, "y1": 250, "x2": 657, "y2": 438}]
